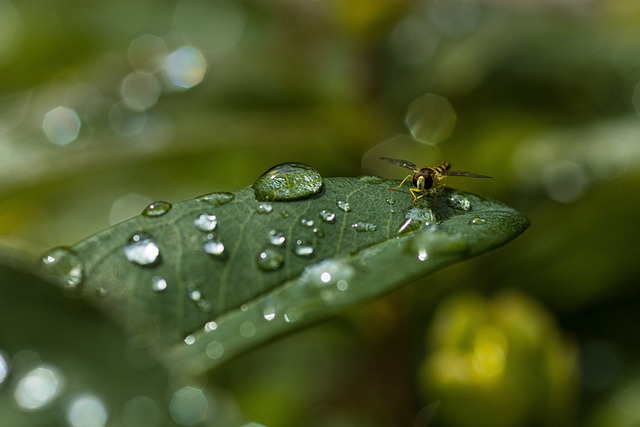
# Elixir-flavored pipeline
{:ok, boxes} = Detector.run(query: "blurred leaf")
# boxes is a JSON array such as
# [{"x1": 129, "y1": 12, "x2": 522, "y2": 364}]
[{"x1": 41, "y1": 167, "x2": 529, "y2": 372}]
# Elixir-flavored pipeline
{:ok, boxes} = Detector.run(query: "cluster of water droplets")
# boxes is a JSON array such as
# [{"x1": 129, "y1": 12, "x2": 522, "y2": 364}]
[{"x1": 397, "y1": 207, "x2": 438, "y2": 235}]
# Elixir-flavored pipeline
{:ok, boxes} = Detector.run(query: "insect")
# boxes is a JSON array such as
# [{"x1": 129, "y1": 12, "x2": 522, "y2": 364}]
[{"x1": 379, "y1": 157, "x2": 491, "y2": 204}]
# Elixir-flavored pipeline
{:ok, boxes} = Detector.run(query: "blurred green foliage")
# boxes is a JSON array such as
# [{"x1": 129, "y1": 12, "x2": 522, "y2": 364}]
[{"x1": 1, "y1": 0, "x2": 640, "y2": 425}]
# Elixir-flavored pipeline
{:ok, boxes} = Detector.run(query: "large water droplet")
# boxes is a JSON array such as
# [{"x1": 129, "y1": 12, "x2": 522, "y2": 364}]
[
  {"x1": 203, "y1": 234, "x2": 225, "y2": 256},
  {"x1": 40, "y1": 247, "x2": 84, "y2": 291},
  {"x1": 194, "y1": 213, "x2": 217, "y2": 232},
  {"x1": 319, "y1": 209, "x2": 336, "y2": 223},
  {"x1": 124, "y1": 232, "x2": 160, "y2": 266},
  {"x1": 294, "y1": 240, "x2": 314, "y2": 257},
  {"x1": 336, "y1": 200, "x2": 351, "y2": 212},
  {"x1": 196, "y1": 192, "x2": 234, "y2": 206},
  {"x1": 267, "y1": 230, "x2": 286, "y2": 247},
  {"x1": 256, "y1": 248, "x2": 284, "y2": 271},
  {"x1": 256, "y1": 203, "x2": 273, "y2": 214},
  {"x1": 397, "y1": 207, "x2": 437, "y2": 235},
  {"x1": 252, "y1": 162, "x2": 323, "y2": 201},
  {"x1": 352, "y1": 222, "x2": 377, "y2": 232},
  {"x1": 150, "y1": 276, "x2": 168, "y2": 292},
  {"x1": 142, "y1": 201, "x2": 172, "y2": 217},
  {"x1": 447, "y1": 193, "x2": 472, "y2": 211}
]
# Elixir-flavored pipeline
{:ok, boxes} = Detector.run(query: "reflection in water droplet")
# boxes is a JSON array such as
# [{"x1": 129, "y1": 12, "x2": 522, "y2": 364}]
[
  {"x1": 184, "y1": 335, "x2": 196, "y2": 345},
  {"x1": 352, "y1": 222, "x2": 377, "y2": 232},
  {"x1": 262, "y1": 301, "x2": 277, "y2": 321},
  {"x1": 447, "y1": 193, "x2": 471, "y2": 211},
  {"x1": 294, "y1": 240, "x2": 314, "y2": 257},
  {"x1": 319, "y1": 209, "x2": 336, "y2": 223},
  {"x1": 0, "y1": 352, "x2": 9, "y2": 385},
  {"x1": 405, "y1": 93, "x2": 456, "y2": 145},
  {"x1": 252, "y1": 162, "x2": 323, "y2": 201},
  {"x1": 256, "y1": 248, "x2": 284, "y2": 271},
  {"x1": 150, "y1": 276, "x2": 168, "y2": 292},
  {"x1": 470, "y1": 217, "x2": 486, "y2": 225},
  {"x1": 14, "y1": 365, "x2": 63, "y2": 411},
  {"x1": 284, "y1": 307, "x2": 303, "y2": 323},
  {"x1": 41, "y1": 247, "x2": 84, "y2": 291},
  {"x1": 196, "y1": 192, "x2": 234, "y2": 206},
  {"x1": 142, "y1": 201, "x2": 172, "y2": 217},
  {"x1": 42, "y1": 106, "x2": 81, "y2": 146},
  {"x1": 124, "y1": 232, "x2": 160, "y2": 266},
  {"x1": 206, "y1": 342, "x2": 224, "y2": 360},
  {"x1": 267, "y1": 230, "x2": 286, "y2": 247},
  {"x1": 397, "y1": 207, "x2": 437, "y2": 235},
  {"x1": 256, "y1": 203, "x2": 273, "y2": 214},
  {"x1": 300, "y1": 218, "x2": 314, "y2": 228},
  {"x1": 240, "y1": 321, "x2": 256, "y2": 338},
  {"x1": 203, "y1": 234, "x2": 225, "y2": 256},
  {"x1": 194, "y1": 213, "x2": 217, "y2": 232},
  {"x1": 66, "y1": 393, "x2": 109, "y2": 427},
  {"x1": 336, "y1": 200, "x2": 351, "y2": 212},
  {"x1": 122, "y1": 395, "x2": 162, "y2": 427},
  {"x1": 169, "y1": 386, "x2": 208, "y2": 426},
  {"x1": 204, "y1": 321, "x2": 218, "y2": 332}
]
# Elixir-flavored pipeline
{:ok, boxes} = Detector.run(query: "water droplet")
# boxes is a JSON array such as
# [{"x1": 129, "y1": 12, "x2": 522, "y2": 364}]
[
  {"x1": 312, "y1": 227, "x2": 325, "y2": 237},
  {"x1": 300, "y1": 218, "x2": 314, "y2": 228},
  {"x1": 281, "y1": 211, "x2": 290, "y2": 218},
  {"x1": 184, "y1": 335, "x2": 196, "y2": 345},
  {"x1": 204, "y1": 321, "x2": 218, "y2": 332},
  {"x1": 417, "y1": 247, "x2": 428, "y2": 261},
  {"x1": 206, "y1": 342, "x2": 224, "y2": 360},
  {"x1": 294, "y1": 240, "x2": 314, "y2": 257},
  {"x1": 319, "y1": 209, "x2": 336, "y2": 223},
  {"x1": 267, "y1": 230, "x2": 286, "y2": 247},
  {"x1": 124, "y1": 232, "x2": 160, "y2": 266},
  {"x1": 142, "y1": 201, "x2": 172, "y2": 217},
  {"x1": 301, "y1": 259, "x2": 354, "y2": 288},
  {"x1": 203, "y1": 234, "x2": 225, "y2": 256},
  {"x1": 470, "y1": 217, "x2": 486, "y2": 225},
  {"x1": 256, "y1": 203, "x2": 273, "y2": 214},
  {"x1": 151, "y1": 276, "x2": 168, "y2": 292},
  {"x1": 358, "y1": 175, "x2": 385, "y2": 184},
  {"x1": 447, "y1": 193, "x2": 472, "y2": 211},
  {"x1": 40, "y1": 247, "x2": 84, "y2": 291},
  {"x1": 239, "y1": 321, "x2": 256, "y2": 338},
  {"x1": 188, "y1": 289, "x2": 202, "y2": 302},
  {"x1": 336, "y1": 200, "x2": 351, "y2": 212},
  {"x1": 197, "y1": 299, "x2": 212, "y2": 313},
  {"x1": 196, "y1": 192, "x2": 234, "y2": 206},
  {"x1": 397, "y1": 207, "x2": 437, "y2": 235},
  {"x1": 194, "y1": 213, "x2": 217, "y2": 232},
  {"x1": 385, "y1": 198, "x2": 396, "y2": 205},
  {"x1": 95, "y1": 287, "x2": 108, "y2": 298},
  {"x1": 352, "y1": 222, "x2": 377, "y2": 232},
  {"x1": 284, "y1": 307, "x2": 303, "y2": 323},
  {"x1": 252, "y1": 162, "x2": 323, "y2": 201},
  {"x1": 262, "y1": 301, "x2": 277, "y2": 321},
  {"x1": 256, "y1": 248, "x2": 284, "y2": 271}
]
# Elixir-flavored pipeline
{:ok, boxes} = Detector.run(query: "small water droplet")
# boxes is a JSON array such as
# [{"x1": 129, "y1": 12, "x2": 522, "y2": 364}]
[
  {"x1": 241, "y1": 304, "x2": 249, "y2": 312},
  {"x1": 385, "y1": 198, "x2": 396, "y2": 205},
  {"x1": 358, "y1": 175, "x2": 385, "y2": 184},
  {"x1": 252, "y1": 162, "x2": 323, "y2": 201},
  {"x1": 352, "y1": 222, "x2": 377, "y2": 232},
  {"x1": 470, "y1": 217, "x2": 486, "y2": 225},
  {"x1": 319, "y1": 209, "x2": 336, "y2": 223},
  {"x1": 294, "y1": 240, "x2": 314, "y2": 257},
  {"x1": 312, "y1": 227, "x2": 325, "y2": 237},
  {"x1": 262, "y1": 301, "x2": 277, "y2": 321},
  {"x1": 184, "y1": 335, "x2": 196, "y2": 345},
  {"x1": 267, "y1": 230, "x2": 286, "y2": 247},
  {"x1": 151, "y1": 276, "x2": 168, "y2": 292},
  {"x1": 40, "y1": 247, "x2": 84, "y2": 291},
  {"x1": 195, "y1": 192, "x2": 234, "y2": 206},
  {"x1": 284, "y1": 307, "x2": 303, "y2": 323},
  {"x1": 197, "y1": 299, "x2": 212, "y2": 313},
  {"x1": 203, "y1": 234, "x2": 225, "y2": 256},
  {"x1": 204, "y1": 321, "x2": 217, "y2": 332},
  {"x1": 124, "y1": 232, "x2": 160, "y2": 266},
  {"x1": 239, "y1": 321, "x2": 256, "y2": 338},
  {"x1": 417, "y1": 248, "x2": 428, "y2": 261},
  {"x1": 256, "y1": 203, "x2": 273, "y2": 214},
  {"x1": 300, "y1": 218, "x2": 314, "y2": 228},
  {"x1": 142, "y1": 201, "x2": 172, "y2": 217},
  {"x1": 447, "y1": 193, "x2": 472, "y2": 211},
  {"x1": 194, "y1": 213, "x2": 217, "y2": 232},
  {"x1": 188, "y1": 289, "x2": 202, "y2": 302},
  {"x1": 281, "y1": 211, "x2": 289, "y2": 218},
  {"x1": 336, "y1": 200, "x2": 351, "y2": 212},
  {"x1": 256, "y1": 248, "x2": 284, "y2": 271},
  {"x1": 95, "y1": 287, "x2": 108, "y2": 297}
]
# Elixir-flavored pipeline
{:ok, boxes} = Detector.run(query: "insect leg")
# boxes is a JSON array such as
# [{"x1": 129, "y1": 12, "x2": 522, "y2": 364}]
[{"x1": 387, "y1": 174, "x2": 413, "y2": 191}]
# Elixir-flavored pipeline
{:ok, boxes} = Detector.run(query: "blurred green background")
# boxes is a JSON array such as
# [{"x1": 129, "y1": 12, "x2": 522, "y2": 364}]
[{"x1": 1, "y1": 0, "x2": 640, "y2": 425}]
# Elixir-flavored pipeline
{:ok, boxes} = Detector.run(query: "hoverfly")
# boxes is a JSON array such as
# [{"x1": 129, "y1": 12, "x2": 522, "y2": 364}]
[{"x1": 379, "y1": 157, "x2": 491, "y2": 204}]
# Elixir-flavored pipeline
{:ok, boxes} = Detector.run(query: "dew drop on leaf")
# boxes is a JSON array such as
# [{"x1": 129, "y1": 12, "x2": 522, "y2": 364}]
[
  {"x1": 203, "y1": 234, "x2": 225, "y2": 256},
  {"x1": 256, "y1": 203, "x2": 273, "y2": 214},
  {"x1": 252, "y1": 162, "x2": 323, "y2": 201},
  {"x1": 447, "y1": 193, "x2": 472, "y2": 211},
  {"x1": 256, "y1": 247, "x2": 284, "y2": 271},
  {"x1": 267, "y1": 230, "x2": 286, "y2": 247},
  {"x1": 300, "y1": 218, "x2": 314, "y2": 228},
  {"x1": 124, "y1": 232, "x2": 160, "y2": 266},
  {"x1": 40, "y1": 246, "x2": 85, "y2": 291},
  {"x1": 141, "y1": 201, "x2": 172, "y2": 217},
  {"x1": 312, "y1": 227, "x2": 324, "y2": 237},
  {"x1": 294, "y1": 240, "x2": 314, "y2": 256},
  {"x1": 195, "y1": 192, "x2": 234, "y2": 206},
  {"x1": 150, "y1": 276, "x2": 168, "y2": 292},
  {"x1": 352, "y1": 222, "x2": 377, "y2": 232},
  {"x1": 336, "y1": 200, "x2": 351, "y2": 212},
  {"x1": 318, "y1": 209, "x2": 336, "y2": 223},
  {"x1": 194, "y1": 213, "x2": 217, "y2": 232},
  {"x1": 470, "y1": 217, "x2": 486, "y2": 225}
]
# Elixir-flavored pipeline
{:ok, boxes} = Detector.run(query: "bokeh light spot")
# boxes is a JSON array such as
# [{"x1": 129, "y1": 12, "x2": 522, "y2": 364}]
[
  {"x1": 14, "y1": 365, "x2": 63, "y2": 411},
  {"x1": 169, "y1": 386, "x2": 209, "y2": 426},
  {"x1": 66, "y1": 393, "x2": 109, "y2": 427},
  {"x1": 42, "y1": 106, "x2": 81, "y2": 146},
  {"x1": 405, "y1": 93, "x2": 456, "y2": 145},
  {"x1": 127, "y1": 34, "x2": 168, "y2": 74},
  {"x1": 163, "y1": 46, "x2": 207, "y2": 90},
  {"x1": 121, "y1": 72, "x2": 161, "y2": 111}
]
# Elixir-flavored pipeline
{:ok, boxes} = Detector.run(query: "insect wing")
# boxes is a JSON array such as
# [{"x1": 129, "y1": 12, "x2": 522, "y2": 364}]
[
  {"x1": 446, "y1": 171, "x2": 492, "y2": 179},
  {"x1": 379, "y1": 157, "x2": 418, "y2": 171}
]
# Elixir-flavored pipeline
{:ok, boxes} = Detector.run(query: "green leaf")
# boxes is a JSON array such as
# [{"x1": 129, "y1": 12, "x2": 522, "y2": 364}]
[{"x1": 40, "y1": 167, "x2": 529, "y2": 372}]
